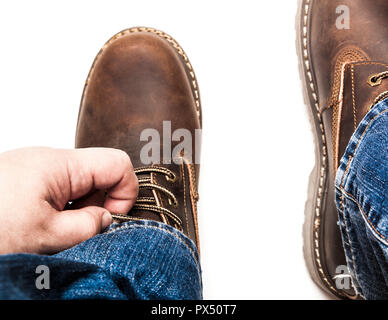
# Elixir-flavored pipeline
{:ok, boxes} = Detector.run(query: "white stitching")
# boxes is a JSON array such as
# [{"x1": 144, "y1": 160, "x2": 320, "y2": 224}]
[
  {"x1": 302, "y1": 0, "x2": 339, "y2": 295},
  {"x1": 86, "y1": 27, "x2": 201, "y2": 119}
]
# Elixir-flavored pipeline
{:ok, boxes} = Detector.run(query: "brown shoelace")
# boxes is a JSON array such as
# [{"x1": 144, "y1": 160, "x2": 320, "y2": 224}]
[{"x1": 111, "y1": 166, "x2": 183, "y2": 231}]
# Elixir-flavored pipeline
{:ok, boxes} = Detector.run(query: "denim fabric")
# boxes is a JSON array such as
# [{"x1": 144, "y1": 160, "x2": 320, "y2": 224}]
[
  {"x1": 335, "y1": 97, "x2": 388, "y2": 299},
  {"x1": 0, "y1": 220, "x2": 202, "y2": 300}
]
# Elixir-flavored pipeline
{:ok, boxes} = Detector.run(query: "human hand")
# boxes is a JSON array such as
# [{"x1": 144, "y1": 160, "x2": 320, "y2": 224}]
[{"x1": 0, "y1": 147, "x2": 138, "y2": 255}]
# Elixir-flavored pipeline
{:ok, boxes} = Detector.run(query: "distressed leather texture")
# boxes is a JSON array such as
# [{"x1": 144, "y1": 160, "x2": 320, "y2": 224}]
[
  {"x1": 308, "y1": 0, "x2": 388, "y2": 297},
  {"x1": 74, "y1": 28, "x2": 202, "y2": 249}
]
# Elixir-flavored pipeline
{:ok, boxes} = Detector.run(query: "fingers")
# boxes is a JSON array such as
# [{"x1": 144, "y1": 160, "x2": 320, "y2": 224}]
[
  {"x1": 44, "y1": 206, "x2": 113, "y2": 253},
  {"x1": 64, "y1": 148, "x2": 138, "y2": 214}
]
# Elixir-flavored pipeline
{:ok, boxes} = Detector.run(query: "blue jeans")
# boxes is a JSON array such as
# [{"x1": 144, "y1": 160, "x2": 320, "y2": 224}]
[
  {"x1": 0, "y1": 220, "x2": 202, "y2": 299},
  {"x1": 336, "y1": 97, "x2": 388, "y2": 299}
]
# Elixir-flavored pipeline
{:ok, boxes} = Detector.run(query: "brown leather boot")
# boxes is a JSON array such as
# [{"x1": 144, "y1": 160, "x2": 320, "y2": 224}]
[
  {"x1": 74, "y1": 27, "x2": 202, "y2": 250},
  {"x1": 297, "y1": 0, "x2": 388, "y2": 299}
]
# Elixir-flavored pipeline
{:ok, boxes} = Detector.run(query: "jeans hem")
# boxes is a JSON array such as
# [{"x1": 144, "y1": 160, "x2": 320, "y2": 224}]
[
  {"x1": 104, "y1": 219, "x2": 201, "y2": 267},
  {"x1": 336, "y1": 97, "x2": 388, "y2": 245},
  {"x1": 335, "y1": 97, "x2": 388, "y2": 299}
]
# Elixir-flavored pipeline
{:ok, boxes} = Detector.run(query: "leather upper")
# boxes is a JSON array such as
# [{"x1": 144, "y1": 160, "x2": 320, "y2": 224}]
[
  {"x1": 308, "y1": 0, "x2": 388, "y2": 297},
  {"x1": 74, "y1": 28, "x2": 202, "y2": 249},
  {"x1": 338, "y1": 61, "x2": 388, "y2": 159}
]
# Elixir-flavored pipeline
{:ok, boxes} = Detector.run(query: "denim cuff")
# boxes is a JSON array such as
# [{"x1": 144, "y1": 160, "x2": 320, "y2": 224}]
[
  {"x1": 335, "y1": 97, "x2": 388, "y2": 245},
  {"x1": 105, "y1": 219, "x2": 200, "y2": 265},
  {"x1": 335, "y1": 97, "x2": 388, "y2": 299}
]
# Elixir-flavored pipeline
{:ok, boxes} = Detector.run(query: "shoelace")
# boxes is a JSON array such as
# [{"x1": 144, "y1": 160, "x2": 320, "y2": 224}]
[
  {"x1": 111, "y1": 166, "x2": 183, "y2": 231},
  {"x1": 368, "y1": 71, "x2": 388, "y2": 108}
]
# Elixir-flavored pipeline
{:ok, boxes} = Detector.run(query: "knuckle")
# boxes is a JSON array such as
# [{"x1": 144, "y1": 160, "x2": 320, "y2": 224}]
[
  {"x1": 115, "y1": 150, "x2": 132, "y2": 169},
  {"x1": 84, "y1": 208, "x2": 103, "y2": 231}
]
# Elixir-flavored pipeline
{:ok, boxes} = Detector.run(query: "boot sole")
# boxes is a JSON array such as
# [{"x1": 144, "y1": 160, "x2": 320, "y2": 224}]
[{"x1": 296, "y1": 0, "x2": 352, "y2": 299}]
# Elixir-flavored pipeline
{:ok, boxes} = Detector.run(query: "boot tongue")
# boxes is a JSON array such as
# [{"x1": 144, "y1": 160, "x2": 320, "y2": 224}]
[
  {"x1": 335, "y1": 61, "x2": 388, "y2": 167},
  {"x1": 122, "y1": 165, "x2": 181, "y2": 225},
  {"x1": 128, "y1": 171, "x2": 163, "y2": 223},
  {"x1": 130, "y1": 209, "x2": 163, "y2": 222}
]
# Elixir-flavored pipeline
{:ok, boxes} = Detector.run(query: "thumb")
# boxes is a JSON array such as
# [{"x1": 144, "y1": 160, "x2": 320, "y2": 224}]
[{"x1": 46, "y1": 206, "x2": 113, "y2": 253}]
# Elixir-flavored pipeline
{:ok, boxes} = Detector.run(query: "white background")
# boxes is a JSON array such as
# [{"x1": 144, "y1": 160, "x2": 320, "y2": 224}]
[{"x1": 0, "y1": 0, "x2": 330, "y2": 299}]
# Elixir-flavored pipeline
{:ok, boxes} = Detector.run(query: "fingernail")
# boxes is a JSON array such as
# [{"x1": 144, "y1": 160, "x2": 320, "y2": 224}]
[{"x1": 102, "y1": 211, "x2": 113, "y2": 229}]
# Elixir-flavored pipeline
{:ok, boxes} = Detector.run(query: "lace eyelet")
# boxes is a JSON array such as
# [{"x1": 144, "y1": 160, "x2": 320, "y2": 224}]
[
  {"x1": 168, "y1": 198, "x2": 179, "y2": 208},
  {"x1": 165, "y1": 172, "x2": 177, "y2": 183},
  {"x1": 368, "y1": 75, "x2": 381, "y2": 87}
]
